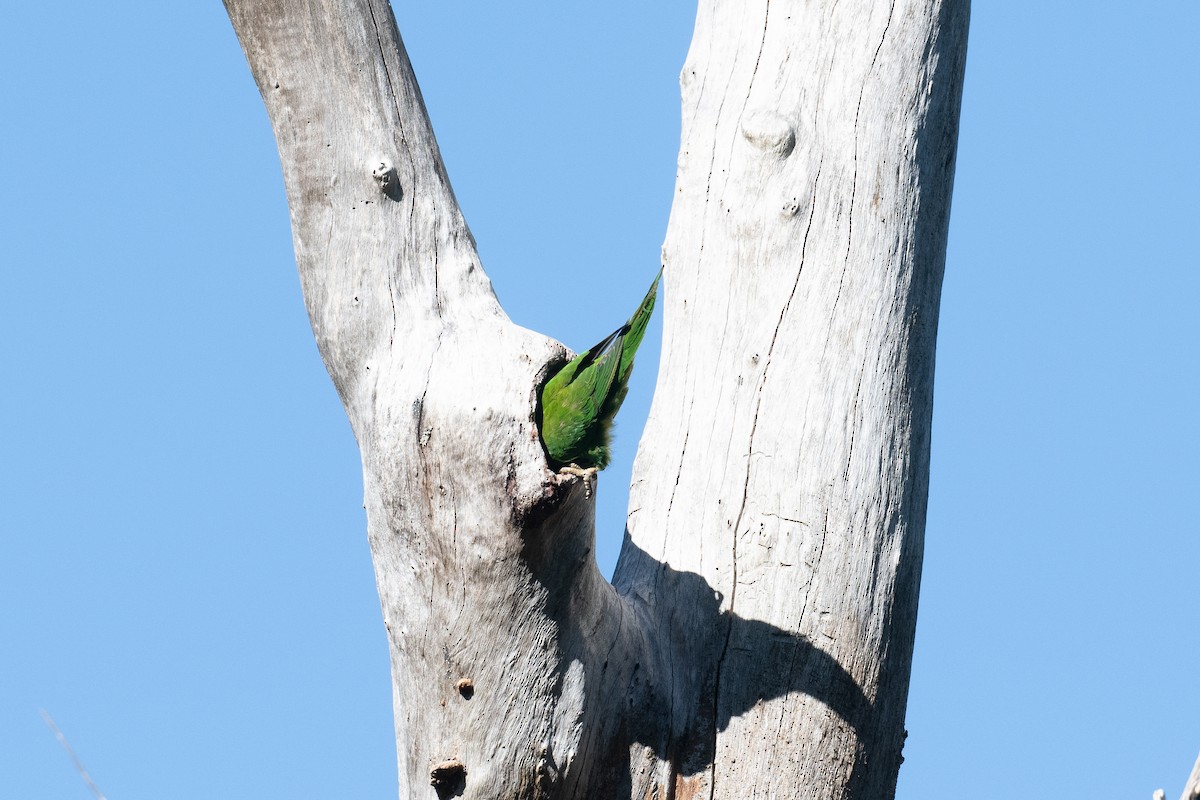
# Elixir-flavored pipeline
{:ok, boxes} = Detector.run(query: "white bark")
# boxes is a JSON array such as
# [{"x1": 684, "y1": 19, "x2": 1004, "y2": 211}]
[
  {"x1": 224, "y1": 1, "x2": 968, "y2": 798},
  {"x1": 618, "y1": 1, "x2": 968, "y2": 795},
  {"x1": 1181, "y1": 752, "x2": 1200, "y2": 800}
]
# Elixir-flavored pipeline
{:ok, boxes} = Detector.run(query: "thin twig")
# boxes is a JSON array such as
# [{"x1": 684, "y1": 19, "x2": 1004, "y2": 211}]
[{"x1": 39, "y1": 709, "x2": 108, "y2": 800}]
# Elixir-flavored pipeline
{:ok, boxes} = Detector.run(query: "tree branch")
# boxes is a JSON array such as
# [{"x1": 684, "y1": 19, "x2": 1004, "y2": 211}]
[
  {"x1": 1180, "y1": 751, "x2": 1200, "y2": 800},
  {"x1": 223, "y1": 1, "x2": 658, "y2": 795},
  {"x1": 619, "y1": 0, "x2": 969, "y2": 795}
]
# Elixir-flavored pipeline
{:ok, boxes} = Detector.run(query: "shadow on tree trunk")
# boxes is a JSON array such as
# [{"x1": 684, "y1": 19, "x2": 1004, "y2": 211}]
[{"x1": 523, "y1": 513, "x2": 874, "y2": 796}]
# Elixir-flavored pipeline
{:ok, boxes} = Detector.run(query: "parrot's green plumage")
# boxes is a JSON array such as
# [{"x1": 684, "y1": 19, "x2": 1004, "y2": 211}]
[{"x1": 539, "y1": 270, "x2": 661, "y2": 470}]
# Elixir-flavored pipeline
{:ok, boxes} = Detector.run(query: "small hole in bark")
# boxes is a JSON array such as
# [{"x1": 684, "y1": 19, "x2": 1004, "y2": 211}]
[
  {"x1": 430, "y1": 760, "x2": 466, "y2": 798},
  {"x1": 455, "y1": 678, "x2": 474, "y2": 699}
]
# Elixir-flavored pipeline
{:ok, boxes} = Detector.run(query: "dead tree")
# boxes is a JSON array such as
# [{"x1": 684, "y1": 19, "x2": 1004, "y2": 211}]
[{"x1": 223, "y1": 1, "x2": 969, "y2": 797}]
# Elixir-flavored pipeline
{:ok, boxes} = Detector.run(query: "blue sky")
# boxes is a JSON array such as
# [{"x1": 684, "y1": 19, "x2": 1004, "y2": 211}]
[{"x1": 2, "y1": 2, "x2": 1196, "y2": 798}]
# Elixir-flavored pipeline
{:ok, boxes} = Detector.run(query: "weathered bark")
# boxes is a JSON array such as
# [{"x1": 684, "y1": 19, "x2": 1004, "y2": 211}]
[
  {"x1": 616, "y1": 2, "x2": 969, "y2": 796},
  {"x1": 224, "y1": 1, "x2": 968, "y2": 798},
  {"x1": 1180, "y1": 752, "x2": 1200, "y2": 800}
]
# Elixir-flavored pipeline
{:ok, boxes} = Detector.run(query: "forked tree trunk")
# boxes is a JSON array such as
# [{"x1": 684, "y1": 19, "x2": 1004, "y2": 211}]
[{"x1": 223, "y1": 1, "x2": 969, "y2": 798}]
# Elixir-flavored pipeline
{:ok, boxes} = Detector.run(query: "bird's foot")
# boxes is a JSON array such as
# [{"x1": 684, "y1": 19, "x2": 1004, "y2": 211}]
[{"x1": 558, "y1": 464, "x2": 599, "y2": 498}]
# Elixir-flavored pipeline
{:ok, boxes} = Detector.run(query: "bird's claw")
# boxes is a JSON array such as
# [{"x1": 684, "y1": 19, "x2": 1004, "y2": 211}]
[{"x1": 558, "y1": 464, "x2": 599, "y2": 498}]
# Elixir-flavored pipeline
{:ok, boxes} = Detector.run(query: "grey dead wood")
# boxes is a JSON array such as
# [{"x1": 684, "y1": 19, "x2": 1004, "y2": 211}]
[
  {"x1": 222, "y1": 0, "x2": 969, "y2": 798},
  {"x1": 1180, "y1": 752, "x2": 1200, "y2": 800}
]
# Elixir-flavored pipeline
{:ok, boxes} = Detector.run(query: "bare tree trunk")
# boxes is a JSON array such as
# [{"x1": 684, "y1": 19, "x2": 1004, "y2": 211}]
[
  {"x1": 223, "y1": 1, "x2": 968, "y2": 798},
  {"x1": 617, "y1": 2, "x2": 969, "y2": 796}
]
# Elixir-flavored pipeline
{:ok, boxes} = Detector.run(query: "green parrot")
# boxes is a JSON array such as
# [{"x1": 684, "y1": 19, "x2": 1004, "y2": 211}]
[{"x1": 539, "y1": 270, "x2": 661, "y2": 471}]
